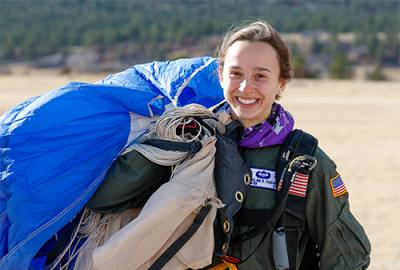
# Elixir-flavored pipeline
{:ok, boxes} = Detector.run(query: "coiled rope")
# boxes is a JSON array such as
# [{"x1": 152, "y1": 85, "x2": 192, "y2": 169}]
[
  {"x1": 130, "y1": 104, "x2": 215, "y2": 165},
  {"x1": 153, "y1": 103, "x2": 214, "y2": 142}
]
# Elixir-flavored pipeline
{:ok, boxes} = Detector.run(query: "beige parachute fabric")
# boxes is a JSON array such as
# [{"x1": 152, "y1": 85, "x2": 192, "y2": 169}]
[{"x1": 92, "y1": 136, "x2": 223, "y2": 270}]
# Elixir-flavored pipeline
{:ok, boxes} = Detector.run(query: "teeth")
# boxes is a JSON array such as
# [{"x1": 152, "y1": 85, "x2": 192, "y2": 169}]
[{"x1": 238, "y1": 97, "x2": 257, "y2": 105}]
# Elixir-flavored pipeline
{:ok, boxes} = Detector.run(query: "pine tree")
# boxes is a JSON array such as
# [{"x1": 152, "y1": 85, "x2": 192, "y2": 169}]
[
  {"x1": 367, "y1": 65, "x2": 387, "y2": 81},
  {"x1": 329, "y1": 53, "x2": 353, "y2": 79}
]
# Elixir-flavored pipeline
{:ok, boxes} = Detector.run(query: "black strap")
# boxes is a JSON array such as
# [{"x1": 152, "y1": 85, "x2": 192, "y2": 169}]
[
  {"x1": 276, "y1": 130, "x2": 318, "y2": 270},
  {"x1": 232, "y1": 176, "x2": 292, "y2": 245},
  {"x1": 231, "y1": 184, "x2": 294, "y2": 264},
  {"x1": 236, "y1": 208, "x2": 274, "y2": 227},
  {"x1": 148, "y1": 204, "x2": 211, "y2": 270},
  {"x1": 143, "y1": 139, "x2": 202, "y2": 154},
  {"x1": 290, "y1": 131, "x2": 318, "y2": 167},
  {"x1": 276, "y1": 130, "x2": 303, "y2": 176},
  {"x1": 275, "y1": 130, "x2": 317, "y2": 202},
  {"x1": 298, "y1": 237, "x2": 320, "y2": 270}
]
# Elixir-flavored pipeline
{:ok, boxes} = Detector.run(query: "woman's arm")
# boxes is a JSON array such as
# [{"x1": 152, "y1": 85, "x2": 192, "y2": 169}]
[
  {"x1": 306, "y1": 148, "x2": 371, "y2": 270},
  {"x1": 86, "y1": 150, "x2": 170, "y2": 214}
]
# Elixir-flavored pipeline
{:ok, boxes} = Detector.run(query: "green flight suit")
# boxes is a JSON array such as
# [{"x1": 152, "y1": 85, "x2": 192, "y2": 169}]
[
  {"x1": 87, "y1": 136, "x2": 371, "y2": 270},
  {"x1": 233, "y1": 144, "x2": 371, "y2": 270}
]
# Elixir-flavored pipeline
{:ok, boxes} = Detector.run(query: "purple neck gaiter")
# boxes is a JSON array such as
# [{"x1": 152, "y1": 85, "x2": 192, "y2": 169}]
[{"x1": 239, "y1": 103, "x2": 294, "y2": 148}]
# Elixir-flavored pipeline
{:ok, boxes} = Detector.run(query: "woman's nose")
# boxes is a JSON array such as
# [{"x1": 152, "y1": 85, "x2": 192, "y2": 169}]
[{"x1": 238, "y1": 79, "x2": 252, "y2": 92}]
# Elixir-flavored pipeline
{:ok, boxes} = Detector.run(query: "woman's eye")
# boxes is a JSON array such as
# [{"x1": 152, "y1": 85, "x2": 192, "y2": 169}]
[
  {"x1": 255, "y1": 74, "x2": 266, "y2": 80},
  {"x1": 229, "y1": 71, "x2": 242, "y2": 78}
]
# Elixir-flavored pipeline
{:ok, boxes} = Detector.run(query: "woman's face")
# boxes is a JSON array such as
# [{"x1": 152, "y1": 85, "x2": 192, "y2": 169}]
[{"x1": 219, "y1": 40, "x2": 285, "y2": 128}]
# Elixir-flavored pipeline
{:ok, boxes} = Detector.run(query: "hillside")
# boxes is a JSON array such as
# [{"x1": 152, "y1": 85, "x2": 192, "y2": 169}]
[{"x1": 1, "y1": 0, "x2": 399, "y2": 78}]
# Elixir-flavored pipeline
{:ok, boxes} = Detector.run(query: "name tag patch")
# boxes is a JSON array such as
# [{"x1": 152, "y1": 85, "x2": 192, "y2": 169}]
[{"x1": 250, "y1": 168, "x2": 276, "y2": 190}]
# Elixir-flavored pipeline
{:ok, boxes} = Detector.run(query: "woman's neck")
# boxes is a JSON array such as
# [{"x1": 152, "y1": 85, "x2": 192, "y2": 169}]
[{"x1": 231, "y1": 111, "x2": 271, "y2": 128}]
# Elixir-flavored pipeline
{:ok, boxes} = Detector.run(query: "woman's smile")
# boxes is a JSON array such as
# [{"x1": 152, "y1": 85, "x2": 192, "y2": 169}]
[{"x1": 236, "y1": 97, "x2": 259, "y2": 105}]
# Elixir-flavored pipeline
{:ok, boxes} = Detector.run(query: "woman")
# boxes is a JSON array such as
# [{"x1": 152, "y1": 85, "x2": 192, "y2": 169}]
[
  {"x1": 209, "y1": 21, "x2": 371, "y2": 269},
  {"x1": 88, "y1": 21, "x2": 371, "y2": 269}
]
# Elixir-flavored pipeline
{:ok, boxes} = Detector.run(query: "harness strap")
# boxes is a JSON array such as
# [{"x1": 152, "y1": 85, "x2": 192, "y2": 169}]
[
  {"x1": 298, "y1": 237, "x2": 320, "y2": 269},
  {"x1": 230, "y1": 130, "x2": 318, "y2": 269},
  {"x1": 231, "y1": 175, "x2": 293, "y2": 252},
  {"x1": 236, "y1": 208, "x2": 274, "y2": 227},
  {"x1": 232, "y1": 153, "x2": 303, "y2": 245},
  {"x1": 277, "y1": 130, "x2": 318, "y2": 270},
  {"x1": 148, "y1": 203, "x2": 211, "y2": 270},
  {"x1": 143, "y1": 139, "x2": 202, "y2": 154},
  {"x1": 275, "y1": 130, "x2": 317, "y2": 200}
]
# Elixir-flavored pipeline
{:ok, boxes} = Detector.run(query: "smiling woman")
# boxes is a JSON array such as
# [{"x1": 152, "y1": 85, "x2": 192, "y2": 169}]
[{"x1": 209, "y1": 21, "x2": 371, "y2": 270}]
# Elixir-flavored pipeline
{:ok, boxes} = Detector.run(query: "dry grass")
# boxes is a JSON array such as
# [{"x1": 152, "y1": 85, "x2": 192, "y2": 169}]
[
  {"x1": 0, "y1": 71, "x2": 107, "y2": 113},
  {"x1": 1, "y1": 74, "x2": 400, "y2": 269}
]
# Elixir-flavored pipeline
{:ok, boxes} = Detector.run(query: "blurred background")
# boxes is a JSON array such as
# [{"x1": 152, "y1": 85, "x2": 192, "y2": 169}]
[
  {"x1": 1, "y1": 1, "x2": 399, "y2": 269},
  {"x1": 0, "y1": 0, "x2": 399, "y2": 79}
]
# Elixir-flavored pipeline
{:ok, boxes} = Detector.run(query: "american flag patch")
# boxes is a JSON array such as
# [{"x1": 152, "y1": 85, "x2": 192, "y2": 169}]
[
  {"x1": 288, "y1": 172, "x2": 309, "y2": 197},
  {"x1": 330, "y1": 174, "x2": 347, "y2": 197}
]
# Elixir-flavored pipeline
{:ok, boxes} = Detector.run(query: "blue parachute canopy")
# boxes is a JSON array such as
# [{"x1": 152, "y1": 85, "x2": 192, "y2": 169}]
[{"x1": 0, "y1": 56, "x2": 223, "y2": 270}]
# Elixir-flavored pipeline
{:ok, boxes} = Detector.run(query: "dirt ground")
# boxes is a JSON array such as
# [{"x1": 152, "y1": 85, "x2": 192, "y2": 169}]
[{"x1": 1, "y1": 73, "x2": 399, "y2": 269}]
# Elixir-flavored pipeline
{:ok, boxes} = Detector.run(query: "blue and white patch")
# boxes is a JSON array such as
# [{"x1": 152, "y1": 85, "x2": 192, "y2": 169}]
[{"x1": 250, "y1": 168, "x2": 276, "y2": 190}]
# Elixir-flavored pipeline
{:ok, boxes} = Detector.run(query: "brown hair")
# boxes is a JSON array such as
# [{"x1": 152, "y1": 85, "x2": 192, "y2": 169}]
[{"x1": 217, "y1": 20, "x2": 293, "y2": 81}]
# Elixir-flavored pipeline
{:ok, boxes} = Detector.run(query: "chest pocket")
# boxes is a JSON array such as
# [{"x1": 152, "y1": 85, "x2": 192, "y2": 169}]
[{"x1": 245, "y1": 187, "x2": 276, "y2": 210}]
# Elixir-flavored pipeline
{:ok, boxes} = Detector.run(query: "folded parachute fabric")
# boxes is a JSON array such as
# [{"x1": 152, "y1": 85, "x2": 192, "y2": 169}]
[
  {"x1": 93, "y1": 138, "x2": 221, "y2": 270},
  {"x1": 0, "y1": 56, "x2": 224, "y2": 270},
  {"x1": 92, "y1": 105, "x2": 223, "y2": 270}
]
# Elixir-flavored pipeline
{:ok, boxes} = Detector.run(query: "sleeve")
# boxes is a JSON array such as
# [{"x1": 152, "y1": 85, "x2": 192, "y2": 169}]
[
  {"x1": 305, "y1": 148, "x2": 371, "y2": 270},
  {"x1": 86, "y1": 150, "x2": 170, "y2": 214}
]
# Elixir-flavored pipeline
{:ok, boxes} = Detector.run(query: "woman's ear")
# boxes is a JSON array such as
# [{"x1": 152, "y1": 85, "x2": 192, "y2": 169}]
[
  {"x1": 275, "y1": 79, "x2": 287, "y2": 100},
  {"x1": 279, "y1": 79, "x2": 286, "y2": 92}
]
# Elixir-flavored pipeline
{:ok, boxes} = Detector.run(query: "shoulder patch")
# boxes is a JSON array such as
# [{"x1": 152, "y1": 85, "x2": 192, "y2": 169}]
[{"x1": 330, "y1": 174, "x2": 347, "y2": 197}]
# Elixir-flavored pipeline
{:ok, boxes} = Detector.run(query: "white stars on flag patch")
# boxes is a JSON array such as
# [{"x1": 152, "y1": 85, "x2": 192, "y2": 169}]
[{"x1": 288, "y1": 172, "x2": 309, "y2": 197}]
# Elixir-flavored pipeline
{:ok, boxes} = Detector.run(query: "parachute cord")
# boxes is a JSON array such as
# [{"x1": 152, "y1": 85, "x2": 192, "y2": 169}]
[
  {"x1": 46, "y1": 209, "x2": 114, "y2": 270},
  {"x1": 46, "y1": 210, "x2": 86, "y2": 270},
  {"x1": 153, "y1": 103, "x2": 214, "y2": 142},
  {"x1": 130, "y1": 144, "x2": 188, "y2": 166},
  {"x1": 131, "y1": 104, "x2": 215, "y2": 166}
]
